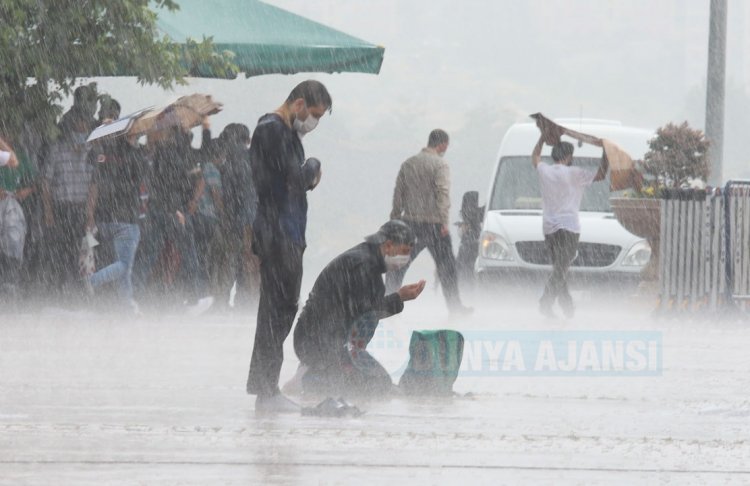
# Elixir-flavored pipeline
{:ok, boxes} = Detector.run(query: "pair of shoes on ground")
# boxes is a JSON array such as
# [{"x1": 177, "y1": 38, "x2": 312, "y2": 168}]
[{"x1": 301, "y1": 397, "x2": 363, "y2": 417}]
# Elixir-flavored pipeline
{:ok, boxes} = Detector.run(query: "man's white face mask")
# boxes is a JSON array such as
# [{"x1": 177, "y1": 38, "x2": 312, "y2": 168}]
[
  {"x1": 294, "y1": 114, "x2": 319, "y2": 139},
  {"x1": 384, "y1": 254, "x2": 410, "y2": 271},
  {"x1": 293, "y1": 102, "x2": 319, "y2": 139}
]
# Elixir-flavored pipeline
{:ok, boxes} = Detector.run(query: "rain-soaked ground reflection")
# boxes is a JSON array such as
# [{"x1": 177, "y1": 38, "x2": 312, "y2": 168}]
[{"x1": 1, "y1": 285, "x2": 749, "y2": 484}]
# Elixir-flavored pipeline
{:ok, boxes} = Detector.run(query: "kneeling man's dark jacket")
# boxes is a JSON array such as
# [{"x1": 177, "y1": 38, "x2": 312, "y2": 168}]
[{"x1": 294, "y1": 242, "x2": 404, "y2": 364}]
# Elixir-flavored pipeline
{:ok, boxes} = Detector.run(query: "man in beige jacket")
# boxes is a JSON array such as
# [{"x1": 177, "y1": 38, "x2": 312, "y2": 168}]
[{"x1": 387, "y1": 129, "x2": 471, "y2": 315}]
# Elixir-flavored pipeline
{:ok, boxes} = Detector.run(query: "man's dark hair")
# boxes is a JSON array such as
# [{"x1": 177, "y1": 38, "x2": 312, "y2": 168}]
[
  {"x1": 286, "y1": 80, "x2": 332, "y2": 113},
  {"x1": 98, "y1": 96, "x2": 121, "y2": 121},
  {"x1": 551, "y1": 141, "x2": 574, "y2": 162},
  {"x1": 220, "y1": 123, "x2": 250, "y2": 145},
  {"x1": 73, "y1": 83, "x2": 97, "y2": 107},
  {"x1": 365, "y1": 219, "x2": 416, "y2": 246},
  {"x1": 427, "y1": 129, "x2": 449, "y2": 148}
]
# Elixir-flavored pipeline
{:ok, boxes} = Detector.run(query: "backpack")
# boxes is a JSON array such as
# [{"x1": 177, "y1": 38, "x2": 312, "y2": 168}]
[{"x1": 398, "y1": 330, "x2": 464, "y2": 396}]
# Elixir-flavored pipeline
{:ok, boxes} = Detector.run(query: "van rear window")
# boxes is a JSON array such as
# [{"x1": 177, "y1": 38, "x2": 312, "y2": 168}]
[{"x1": 489, "y1": 156, "x2": 614, "y2": 212}]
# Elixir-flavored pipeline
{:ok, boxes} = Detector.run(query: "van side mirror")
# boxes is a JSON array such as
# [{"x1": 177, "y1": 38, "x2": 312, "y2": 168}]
[{"x1": 460, "y1": 191, "x2": 484, "y2": 226}]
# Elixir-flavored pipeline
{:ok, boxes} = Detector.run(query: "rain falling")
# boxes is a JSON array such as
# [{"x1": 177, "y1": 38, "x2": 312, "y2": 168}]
[{"x1": 1, "y1": 1, "x2": 749, "y2": 484}]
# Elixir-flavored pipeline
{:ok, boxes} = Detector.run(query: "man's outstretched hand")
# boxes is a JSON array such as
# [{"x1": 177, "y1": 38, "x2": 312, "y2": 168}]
[{"x1": 398, "y1": 279, "x2": 426, "y2": 302}]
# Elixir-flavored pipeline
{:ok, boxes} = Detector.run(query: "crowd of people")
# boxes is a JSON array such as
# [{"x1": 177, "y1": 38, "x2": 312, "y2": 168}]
[
  {"x1": 0, "y1": 83, "x2": 260, "y2": 316},
  {"x1": 1, "y1": 79, "x2": 608, "y2": 411}
]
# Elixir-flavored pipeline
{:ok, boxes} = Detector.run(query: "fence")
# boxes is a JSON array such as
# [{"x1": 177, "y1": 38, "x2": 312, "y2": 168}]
[
  {"x1": 724, "y1": 180, "x2": 750, "y2": 310},
  {"x1": 658, "y1": 181, "x2": 750, "y2": 314}
]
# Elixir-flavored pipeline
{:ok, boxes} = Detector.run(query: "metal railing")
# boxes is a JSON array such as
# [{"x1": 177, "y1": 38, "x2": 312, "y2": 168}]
[
  {"x1": 724, "y1": 180, "x2": 750, "y2": 309},
  {"x1": 658, "y1": 188, "x2": 725, "y2": 312},
  {"x1": 658, "y1": 181, "x2": 750, "y2": 315}
]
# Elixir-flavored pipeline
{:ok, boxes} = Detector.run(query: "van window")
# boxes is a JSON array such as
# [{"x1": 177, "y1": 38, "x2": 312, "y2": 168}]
[{"x1": 489, "y1": 156, "x2": 613, "y2": 212}]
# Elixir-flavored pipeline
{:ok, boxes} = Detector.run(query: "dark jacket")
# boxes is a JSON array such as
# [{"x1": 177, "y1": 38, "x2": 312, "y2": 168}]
[
  {"x1": 294, "y1": 242, "x2": 404, "y2": 364},
  {"x1": 220, "y1": 141, "x2": 257, "y2": 231},
  {"x1": 90, "y1": 138, "x2": 145, "y2": 224},
  {"x1": 250, "y1": 113, "x2": 314, "y2": 249},
  {"x1": 150, "y1": 130, "x2": 205, "y2": 214}
]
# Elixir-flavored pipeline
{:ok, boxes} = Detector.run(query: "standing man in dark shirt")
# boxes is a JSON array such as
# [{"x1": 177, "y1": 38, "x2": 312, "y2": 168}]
[
  {"x1": 247, "y1": 80, "x2": 330, "y2": 413},
  {"x1": 294, "y1": 220, "x2": 426, "y2": 397},
  {"x1": 86, "y1": 134, "x2": 145, "y2": 315}
]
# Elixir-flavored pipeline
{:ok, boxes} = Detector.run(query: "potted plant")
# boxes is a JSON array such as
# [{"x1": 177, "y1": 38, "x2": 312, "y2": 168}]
[{"x1": 610, "y1": 121, "x2": 710, "y2": 280}]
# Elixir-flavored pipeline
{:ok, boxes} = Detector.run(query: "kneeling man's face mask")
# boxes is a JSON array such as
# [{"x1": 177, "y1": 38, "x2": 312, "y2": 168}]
[
  {"x1": 383, "y1": 241, "x2": 412, "y2": 270},
  {"x1": 385, "y1": 254, "x2": 411, "y2": 271}
]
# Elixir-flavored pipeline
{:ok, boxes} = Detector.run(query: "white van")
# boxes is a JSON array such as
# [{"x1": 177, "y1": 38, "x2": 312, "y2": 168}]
[{"x1": 475, "y1": 118, "x2": 653, "y2": 284}]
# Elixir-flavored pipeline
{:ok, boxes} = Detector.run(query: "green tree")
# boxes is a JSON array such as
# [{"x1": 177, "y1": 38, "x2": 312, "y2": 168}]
[
  {"x1": 642, "y1": 121, "x2": 710, "y2": 188},
  {"x1": 0, "y1": 0, "x2": 237, "y2": 144}
]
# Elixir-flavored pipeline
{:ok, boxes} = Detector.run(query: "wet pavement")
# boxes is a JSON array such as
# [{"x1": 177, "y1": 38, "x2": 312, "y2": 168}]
[{"x1": 1, "y1": 291, "x2": 749, "y2": 485}]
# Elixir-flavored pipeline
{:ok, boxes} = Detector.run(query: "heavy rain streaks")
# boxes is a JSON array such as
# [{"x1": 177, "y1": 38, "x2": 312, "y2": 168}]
[{"x1": 1, "y1": 1, "x2": 750, "y2": 485}]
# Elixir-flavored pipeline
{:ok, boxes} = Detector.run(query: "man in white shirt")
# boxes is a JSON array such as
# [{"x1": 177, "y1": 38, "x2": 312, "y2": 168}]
[{"x1": 532, "y1": 135, "x2": 608, "y2": 318}]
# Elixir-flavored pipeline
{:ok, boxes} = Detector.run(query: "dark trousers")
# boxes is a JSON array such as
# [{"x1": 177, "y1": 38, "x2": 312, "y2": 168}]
[
  {"x1": 300, "y1": 349, "x2": 392, "y2": 398},
  {"x1": 385, "y1": 221, "x2": 461, "y2": 309},
  {"x1": 296, "y1": 313, "x2": 392, "y2": 397},
  {"x1": 0, "y1": 254, "x2": 22, "y2": 304},
  {"x1": 246, "y1": 239, "x2": 304, "y2": 396},
  {"x1": 143, "y1": 210, "x2": 204, "y2": 302},
  {"x1": 44, "y1": 202, "x2": 86, "y2": 298},
  {"x1": 540, "y1": 229, "x2": 579, "y2": 308},
  {"x1": 190, "y1": 213, "x2": 216, "y2": 288},
  {"x1": 224, "y1": 224, "x2": 260, "y2": 310}
]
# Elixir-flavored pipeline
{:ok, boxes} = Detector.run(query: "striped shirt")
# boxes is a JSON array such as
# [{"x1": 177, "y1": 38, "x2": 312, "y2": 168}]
[{"x1": 44, "y1": 139, "x2": 93, "y2": 204}]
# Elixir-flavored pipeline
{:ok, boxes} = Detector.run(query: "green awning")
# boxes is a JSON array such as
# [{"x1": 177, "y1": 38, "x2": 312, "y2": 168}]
[{"x1": 156, "y1": 0, "x2": 385, "y2": 77}]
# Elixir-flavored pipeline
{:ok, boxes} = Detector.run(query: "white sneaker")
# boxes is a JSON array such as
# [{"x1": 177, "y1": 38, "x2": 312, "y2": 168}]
[
  {"x1": 185, "y1": 296, "x2": 214, "y2": 316},
  {"x1": 255, "y1": 393, "x2": 301, "y2": 414}
]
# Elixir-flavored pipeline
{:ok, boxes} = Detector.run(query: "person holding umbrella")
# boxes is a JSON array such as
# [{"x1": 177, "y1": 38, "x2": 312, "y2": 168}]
[
  {"x1": 126, "y1": 96, "x2": 221, "y2": 314},
  {"x1": 85, "y1": 126, "x2": 146, "y2": 316},
  {"x1": 246, "y1": 80, "x2": 331, "y2": 413}
]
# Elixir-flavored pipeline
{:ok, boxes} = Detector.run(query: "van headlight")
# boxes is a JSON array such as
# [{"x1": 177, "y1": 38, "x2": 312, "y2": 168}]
[
  {"x1": 621, "y1": 240, "x2": 651, "y2": 267},
  {"x1": 480, "y1": 231, "x2": 514, "y2": 261}
]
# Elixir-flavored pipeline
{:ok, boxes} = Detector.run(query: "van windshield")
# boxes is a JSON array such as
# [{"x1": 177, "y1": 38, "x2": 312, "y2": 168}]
[{"x1": 489, "y1": 156, "x2": 614, "y2": 212}]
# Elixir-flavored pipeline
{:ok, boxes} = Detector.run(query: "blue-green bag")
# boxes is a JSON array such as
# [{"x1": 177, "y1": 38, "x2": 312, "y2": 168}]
[{"x1": 398, "y1": 330, "x2": 464, "y2": 396}]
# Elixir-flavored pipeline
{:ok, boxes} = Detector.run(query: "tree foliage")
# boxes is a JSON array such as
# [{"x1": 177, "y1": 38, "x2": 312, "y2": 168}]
[
  {"x1": 0, "y1": 0, "x2": 237, "y2": 143},
  {"x1": 642, "y1": 121, "x2": 710, "y2": 188}
]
